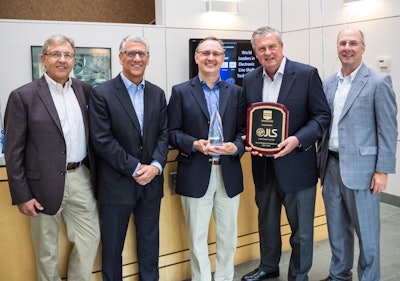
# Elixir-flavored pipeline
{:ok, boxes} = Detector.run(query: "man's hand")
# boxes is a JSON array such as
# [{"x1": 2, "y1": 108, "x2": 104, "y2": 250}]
[
  {"x1": 193, "y1": 139, "x2": 209, "y2": 154},
  {"x1": 207, "y1": 142, "x2": 238, "y2": 156},
  {"x1": 133, "y1": 164, "x2": 159, "y2": 186},
  {"x1": 370, "y1": 172, "x2": 388, "y2": 195},
  {"x1": 242, "y1": 135, "x2": 264, "y2": 156},
  {"x1": 18, "y1": 199, "x2": 44, "y2": 217},
  {"x1": 273, "y1": 136, "x2": 300, "y2": 159}
]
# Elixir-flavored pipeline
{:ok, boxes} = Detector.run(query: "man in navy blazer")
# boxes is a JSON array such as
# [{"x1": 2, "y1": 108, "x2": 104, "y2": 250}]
[
  {"x1": 89, "y1": 35, "x2": 169, "y2": 281},
  {"x1": 4, "y1": 34, "x2": 100, "y2": 281},
  {"x1": 241, "y1": 27, "x2": 331, "y2": 281},
  {"x1": 318, "y1": 28, "x2": 397, "y2": 281},
  {"x1": 168, "y1": 37, "x2": 246, "y2": 281}
]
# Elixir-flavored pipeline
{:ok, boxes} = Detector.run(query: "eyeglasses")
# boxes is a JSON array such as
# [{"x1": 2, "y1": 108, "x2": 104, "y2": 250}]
[
  {"x1": 122, "y1": 50, "x2": 149, "y2": 58},
  {"x1": 45, "y1": 52, "x2": 75, "y2": 60},
  {"x1": 338, "y1": 41, "x2": 363, "y2": 47},
  {"x1": 197, "y1": 51, "x2": 224, "y2": 57}
]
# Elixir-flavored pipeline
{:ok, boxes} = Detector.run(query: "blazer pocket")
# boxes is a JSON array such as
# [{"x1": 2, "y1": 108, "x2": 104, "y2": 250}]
[
  {"x1": 359, "y1": 146, "x2": 377, "y2": 156},
  {"x1": 25, "y1": 170, "x2": 41, "y2": 180}
]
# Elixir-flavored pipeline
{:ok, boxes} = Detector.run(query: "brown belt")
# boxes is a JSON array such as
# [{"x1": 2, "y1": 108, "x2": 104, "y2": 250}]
[
  {"x1": 210, "y1": 158, "x2": 221, "y2": 165},
  {"x1": 67, "y1": 161, "x2": 82, "y2": 171},
  {"x1": 328, "y1": 150, "x2": 339, "y2": 160}
]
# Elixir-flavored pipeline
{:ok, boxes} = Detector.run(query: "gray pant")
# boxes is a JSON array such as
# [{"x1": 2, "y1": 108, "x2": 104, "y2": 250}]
[{"x1": 323, "y1": 156, "x2": 380, "y2": 281}]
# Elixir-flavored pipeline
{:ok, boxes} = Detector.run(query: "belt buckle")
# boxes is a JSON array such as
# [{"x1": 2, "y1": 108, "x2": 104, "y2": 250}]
[
  {"x1": 67, "y1": 161, "x2": 81, "y2": 171},
  {"x1": 328, "y1": 150, "x2": 339, "y2": 160}
]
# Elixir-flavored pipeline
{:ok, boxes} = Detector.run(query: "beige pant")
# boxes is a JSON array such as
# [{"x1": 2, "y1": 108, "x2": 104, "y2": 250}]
[
  {"x1": 30, "y1": 164, "x2": 100, "y2": 281},
  {"x1": 181, "y1": 165, "x2": 240, "y2": 281}
]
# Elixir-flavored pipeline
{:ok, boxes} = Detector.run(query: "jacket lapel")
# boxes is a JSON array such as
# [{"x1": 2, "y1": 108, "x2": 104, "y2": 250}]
[
  {"x1": 114, "y1": 75, "x2": 142, "y2": 135},
  {"x1": 218, "y1": 82, "x2": 229, "y2": 119},
  {"x1": 277, "y1": 60, "x2": 295, "y2": 104},
  {"x1": 191, "y1": 78, "x2": 210, "y2": 120},
  {"x1": 71, "y1": 80, "x2": 89, "y2": 143},
  {"x1": 340, "y1": 63, "x2": 368, "y2": 120},
  {"x1": 36, "y1": 76, "x2": 64, "y2": 136}
]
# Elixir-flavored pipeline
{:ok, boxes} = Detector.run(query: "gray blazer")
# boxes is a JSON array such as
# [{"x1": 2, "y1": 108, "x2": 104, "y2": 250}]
[{"x1": 319, "y1": 63, "x2": 397, "y2": 189}]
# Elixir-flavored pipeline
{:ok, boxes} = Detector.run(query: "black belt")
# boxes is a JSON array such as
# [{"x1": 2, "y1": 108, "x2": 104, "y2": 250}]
[
  {"x1": 328, "y1": 150, "x2": 339, "y2": 160},
  {"x1": 67, "y1": 161, "x2": 82, "y2": 171},
  {"x1": 209, "y1": 158, "x2": 221, "y2": 165}
]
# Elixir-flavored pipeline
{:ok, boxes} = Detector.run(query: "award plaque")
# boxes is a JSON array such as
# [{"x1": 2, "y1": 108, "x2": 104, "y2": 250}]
[{"x1": 246, "y1": 102, "x2": 289, "y2": 155}]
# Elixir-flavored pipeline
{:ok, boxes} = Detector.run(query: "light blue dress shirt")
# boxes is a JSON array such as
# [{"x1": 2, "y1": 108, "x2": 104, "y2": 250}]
[{"x1": 120, "y1": 72, "x2": 163, "y2": 176}]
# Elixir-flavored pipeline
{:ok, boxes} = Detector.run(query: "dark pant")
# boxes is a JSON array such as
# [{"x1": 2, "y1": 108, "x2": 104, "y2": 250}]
[
  {"x1": 99, "y1": 191, "x2": 161, "y2": 281},
  {"x1": 255, "y1": 169, "x2": 316, "y2": 281}
]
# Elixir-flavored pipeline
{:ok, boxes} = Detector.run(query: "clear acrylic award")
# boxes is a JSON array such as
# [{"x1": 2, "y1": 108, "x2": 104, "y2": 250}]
[{"x1": 208, "y1": 108, "x2": 224, "y2": 146}]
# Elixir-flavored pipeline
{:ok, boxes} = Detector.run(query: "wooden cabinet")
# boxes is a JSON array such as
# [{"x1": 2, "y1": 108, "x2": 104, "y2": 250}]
[{"x1": 0, "y1": 151, "x2": 327, "y2": 281}]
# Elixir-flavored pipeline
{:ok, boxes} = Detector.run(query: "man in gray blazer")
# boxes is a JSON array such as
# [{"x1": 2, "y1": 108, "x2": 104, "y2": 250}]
[
  {"x1": 4, "y1": 34, "x2": 100, "y2": 281},
  {"x1": 319, "y1": 28, "x2": 397, "y2": 281}
]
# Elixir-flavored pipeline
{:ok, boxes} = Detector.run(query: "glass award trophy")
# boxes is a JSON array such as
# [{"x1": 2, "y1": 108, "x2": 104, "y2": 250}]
[{"x1": 208, "y1": 108, "x2": 224, "y2": 146}]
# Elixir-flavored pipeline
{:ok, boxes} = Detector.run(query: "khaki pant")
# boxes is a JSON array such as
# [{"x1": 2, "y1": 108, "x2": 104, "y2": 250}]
[
  {"x1": 181, "y1": 165, "x2": 240, "y2": 281},
  {"x1": 30, "y1": 164, "x2": 100, "y2": 281}
]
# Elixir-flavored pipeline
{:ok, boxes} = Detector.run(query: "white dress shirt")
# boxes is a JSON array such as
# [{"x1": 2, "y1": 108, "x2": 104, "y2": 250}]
[
  {"x1": 262, "y1": 57, "x2": 286, "y2": 103},
  {"x1": 328, "y1": 66, "x2": 361, "y2": 151},
  {"x1": 45, "y1": 73, "x2": 86, "y2": 163}
]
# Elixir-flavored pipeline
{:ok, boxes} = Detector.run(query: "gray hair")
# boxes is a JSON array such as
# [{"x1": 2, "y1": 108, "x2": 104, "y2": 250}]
[
  {"x1": 119, "y1": 35, "x2": 150, "y2": 53},
  {"x1": 337, "y1": 28, "x2": 365, "y2": 45},
  {"x1": 251, "y1": 26, "x2": 282, "y2": 49},
  {"x1": 41, "y1": 34, "x2": 75, "y2": 55}
]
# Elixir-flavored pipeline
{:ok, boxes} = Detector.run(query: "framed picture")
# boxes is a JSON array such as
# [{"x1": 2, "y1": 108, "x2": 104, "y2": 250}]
[{"x1": 31, "y1": 46, "x2": 112, "y2": 87}]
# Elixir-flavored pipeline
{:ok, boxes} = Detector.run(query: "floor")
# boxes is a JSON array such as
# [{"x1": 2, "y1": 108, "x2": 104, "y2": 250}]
[{"x1": 230, "y1": 202, "x2": 400, "y2": 281}]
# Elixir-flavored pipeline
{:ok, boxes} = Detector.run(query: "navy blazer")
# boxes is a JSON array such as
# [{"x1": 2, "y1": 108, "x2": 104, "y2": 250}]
[
  {"x1": 89, "y1": 74, "x2": 169, "y2": 204},
  {"x1": 168, "y1": 77, "x2": 246, "y2": 198},
  {"x1": 4, "y1": 76, "x2": 94, "y2": 215},
  {"x1": 243, "y1": 59, "x2": 331, "y2": 193}
]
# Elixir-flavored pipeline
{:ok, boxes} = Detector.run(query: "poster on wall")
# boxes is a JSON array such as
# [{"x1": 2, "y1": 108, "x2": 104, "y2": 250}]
[{"x1": 31, "y1": 46, "x2": 112, "y2": 87}]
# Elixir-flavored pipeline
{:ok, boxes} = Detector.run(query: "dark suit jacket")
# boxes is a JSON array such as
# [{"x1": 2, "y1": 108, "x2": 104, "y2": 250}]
[
  {"x1": 89, "y1": 74, "x2": 168, "y2": 204},
  {"x1": 4, "y1": 76, "x2": 94, "y2": 215},
  {"x1": 243, "y1": 59, "x2": 331, "y2": 193},
  {"x1": 168, "y1": 77, "x2": 246, "y2": 198}
]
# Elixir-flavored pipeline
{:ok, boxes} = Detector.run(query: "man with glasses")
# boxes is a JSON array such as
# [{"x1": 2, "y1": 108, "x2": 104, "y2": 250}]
[
  {"x1": 89, "y1": 35, "x2": 168, "y2": 281},
  {"x1": 318, "y1": 28, "x2": 397, "y2": 281},
  {"x1": 4, "y1": 34, "x2": 100, "y2": 281},
  {"x1": 168, "y1": 36, "x2": 246, "y2": 281}
]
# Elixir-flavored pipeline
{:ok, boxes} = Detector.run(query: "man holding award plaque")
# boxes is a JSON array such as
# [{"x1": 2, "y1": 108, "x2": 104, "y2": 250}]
[
  {"x1": 241, "y1": 27, "x2": 331, "y2": 281},
  {"x1": 168, "y1": 37, "x2": 246, "y2": 281}
]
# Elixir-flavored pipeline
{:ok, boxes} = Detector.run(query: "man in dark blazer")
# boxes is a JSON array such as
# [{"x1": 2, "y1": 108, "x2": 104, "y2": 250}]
[
  {"x1": 89, "y1": 35, "x2": 168, "y2": 281},
  {"x1": 168, "y1": 37, "x2": 246, "y2": 281},
  {"x1": 241, "y1": 27, "x2": 331, "y2": 281},
  {"x1": 4, "y1": 34, "x2": 100, "y2": 281},
  {"x1": 319, "y1": 28, "x2": 397, "y2": 281}
]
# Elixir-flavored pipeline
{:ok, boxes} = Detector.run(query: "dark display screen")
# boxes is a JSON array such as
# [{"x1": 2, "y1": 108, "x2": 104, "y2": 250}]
[{"x1": 189, "y1": 38, "x2": 261, "y2": 87}]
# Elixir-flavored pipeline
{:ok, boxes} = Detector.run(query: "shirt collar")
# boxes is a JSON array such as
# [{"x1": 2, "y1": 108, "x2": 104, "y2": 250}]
[
  {"x1": 198, "y1": 76, "x2": 221, "y2": 91},
  {"x1": 263, "y1": 56, "x2": 286, "y2": 79},
  {"x1": 120, "y1": 72, "x2": 145, "y2": 91},
  {"x1": 44, "y1": 72, "x2": 72, "y2": 91},
  {"x1": 336, "y1": 64, "x2": 362, "y2": 83}
]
